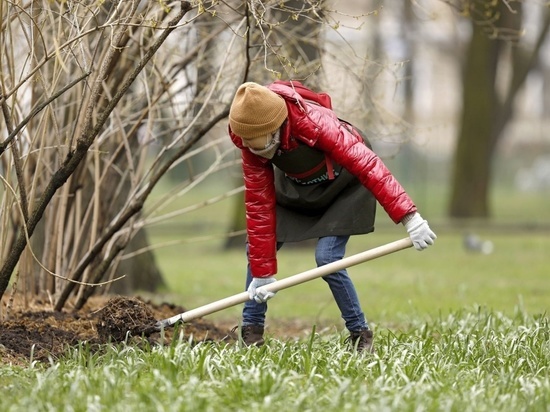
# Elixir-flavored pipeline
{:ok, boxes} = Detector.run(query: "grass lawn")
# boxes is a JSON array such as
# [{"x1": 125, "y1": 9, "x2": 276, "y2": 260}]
[
  {"x1": 1, "y1": 181, "x2": 549, "y2": 411},
  {"x1": 1, "y1": 304, "x2": 548, "y2": 411},
  {"x1": 152, "y1": 226, "x2": 549, "y2": 330},
  {"x1": 147, "y1": 178, "x2": 549, "y2": 332}
]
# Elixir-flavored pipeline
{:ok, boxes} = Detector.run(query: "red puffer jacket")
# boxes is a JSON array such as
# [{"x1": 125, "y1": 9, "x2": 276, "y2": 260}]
[{"x1": 229, "y1": 82, "x2": 417, "y2": 278}]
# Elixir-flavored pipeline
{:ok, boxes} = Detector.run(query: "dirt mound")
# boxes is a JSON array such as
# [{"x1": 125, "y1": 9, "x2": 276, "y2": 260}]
[
  {"x1": 96, "y1": 296, "x2": 158, "y2": 342},
  {"x1": 0, "y1": 295, "x2": 233, "y2": 365}
]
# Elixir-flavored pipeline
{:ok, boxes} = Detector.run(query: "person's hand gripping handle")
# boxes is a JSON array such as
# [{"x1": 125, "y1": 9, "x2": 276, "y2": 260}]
[
  {"x1": 403, "y1": 212, "x2": 437, "y2": 251},
  {"x1": 247, "y1": 276, "x2": 277, "y2": 303}
]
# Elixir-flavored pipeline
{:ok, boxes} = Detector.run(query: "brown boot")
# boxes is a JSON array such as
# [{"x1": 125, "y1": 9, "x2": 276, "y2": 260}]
[
  {"x1": 346, "y1": 328, "x2": 374, "y2": 353},
  {"x1": 237, "y1": 325, "x2": 265, "y2": 347}
]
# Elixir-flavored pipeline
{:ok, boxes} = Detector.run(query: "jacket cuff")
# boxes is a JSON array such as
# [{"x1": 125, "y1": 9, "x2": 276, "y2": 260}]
[{"x1": 400, "y1": 212, "x2": 417, "y2": 225}]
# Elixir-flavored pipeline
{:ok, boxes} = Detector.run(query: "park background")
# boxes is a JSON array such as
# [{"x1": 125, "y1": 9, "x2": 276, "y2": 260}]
[
  {"x1": 1, "y1": 1, "x2": 549, "y2": 410},
  {"x1": 0, "y1": 0, "x2": 548, "y2": 328}
]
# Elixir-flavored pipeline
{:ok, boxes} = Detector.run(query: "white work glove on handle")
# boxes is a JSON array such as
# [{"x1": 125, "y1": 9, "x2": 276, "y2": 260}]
[
  {"x1": 248, "y1": 276, "x2": 277, "y2": 303},
  {"x1": 402, "y1": 212, "x2": 437, "y2": 251}
]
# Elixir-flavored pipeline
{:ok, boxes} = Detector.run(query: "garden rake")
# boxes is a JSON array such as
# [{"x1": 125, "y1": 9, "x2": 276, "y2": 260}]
[{"x1": 154, "y1": 237, "x2": 413, "y2": 330}]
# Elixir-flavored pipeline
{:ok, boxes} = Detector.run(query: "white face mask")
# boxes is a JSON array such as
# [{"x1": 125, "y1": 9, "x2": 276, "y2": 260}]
[{"x1": 249, "y1": 130, "x2": 281, "y2": 159}]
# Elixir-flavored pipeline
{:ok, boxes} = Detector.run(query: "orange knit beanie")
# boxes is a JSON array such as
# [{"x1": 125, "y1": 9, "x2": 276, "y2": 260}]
[{"x1": 229, "y1": 82, "x2": 288, "y2": 144}]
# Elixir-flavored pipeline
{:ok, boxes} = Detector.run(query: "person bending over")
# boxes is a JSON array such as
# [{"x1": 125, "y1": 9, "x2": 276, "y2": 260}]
[{"x1": 228, "y1": 81, "x2": 436, "y2": 352}]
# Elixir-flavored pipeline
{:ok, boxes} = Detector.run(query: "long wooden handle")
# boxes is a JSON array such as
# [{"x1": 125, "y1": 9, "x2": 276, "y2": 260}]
[{"x1": 156, "y1": 237, "x2": 413, "y2": 328}]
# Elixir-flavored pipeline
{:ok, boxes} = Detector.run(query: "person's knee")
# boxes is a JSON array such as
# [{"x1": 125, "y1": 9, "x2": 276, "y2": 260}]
[
  {"x1": 316, "y1": 246, "x2": 345, "y2": 266},
  {"x1": 316, "y1": 236, "x2": 348, "y2": 266},
  {"x1": 315, "y1": 248, "x2": 329, "y2": 266}
]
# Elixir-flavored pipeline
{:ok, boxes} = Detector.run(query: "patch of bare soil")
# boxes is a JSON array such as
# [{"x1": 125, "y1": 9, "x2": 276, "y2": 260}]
[
  {"x1": 0, "y1": 295, "x2": 234, "y2": 365},
  {"x1": 0, "y1": 295, "x2": 319, "y2": 366}
]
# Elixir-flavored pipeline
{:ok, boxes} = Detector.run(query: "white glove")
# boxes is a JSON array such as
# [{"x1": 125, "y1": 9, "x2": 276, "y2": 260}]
[
  {"x1": 403, "y1": 212, "x2": 437, "y2": 251},
  {"x1": 247, "y1": 276, "x2": 277, "y2": 303}
]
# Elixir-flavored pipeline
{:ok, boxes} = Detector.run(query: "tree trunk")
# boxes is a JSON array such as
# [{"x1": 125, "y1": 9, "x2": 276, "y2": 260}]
[
  {"x1": 447, "y1": 3, "x2": 545, "y2": 219},
  {"x1": 225, "y1": 185, "x2": 247, "y2": 249},
  {"x1": 85, "y1": 228, "x2": 165, "y2": 298},
  {"x1": 448, "y1": 22, "x2": 498, "y2": 218}
]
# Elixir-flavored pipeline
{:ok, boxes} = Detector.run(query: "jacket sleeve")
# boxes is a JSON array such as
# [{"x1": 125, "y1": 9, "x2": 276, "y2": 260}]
[
  {"x1": 292, "y1": 104, "x2": 417, "y2": 223},
  {"x1": 240, "y1": 148, "x2": 278, "y2": 278}
]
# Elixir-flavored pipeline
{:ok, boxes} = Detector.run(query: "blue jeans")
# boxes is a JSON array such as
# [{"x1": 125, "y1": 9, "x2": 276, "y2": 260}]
[{"x1": 242, "y1": 235, "x2": 369, "y2": 332}]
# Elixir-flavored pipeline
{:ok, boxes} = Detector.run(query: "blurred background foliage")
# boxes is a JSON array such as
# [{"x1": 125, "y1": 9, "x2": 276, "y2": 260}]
[{"x1": 0, "y1": 0, "x2": 548, "y2": 316}]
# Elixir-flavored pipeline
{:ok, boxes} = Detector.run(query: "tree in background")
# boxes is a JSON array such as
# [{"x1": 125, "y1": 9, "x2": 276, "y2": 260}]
[
  {"x1": 0, "y1": 1, "x2": 236, "y2": 311},
  {"x1": 448, "y1": 0, "x2": 550, "y2": 218},
  {"x1": 0, "y1": 1, "x2": 201, "y2": 310}
]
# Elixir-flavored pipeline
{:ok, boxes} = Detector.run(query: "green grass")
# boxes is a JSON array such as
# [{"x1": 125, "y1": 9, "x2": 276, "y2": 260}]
[
  {"x1": 2, "y1": 178, "x2": 549, "y2": 411},
  {"x1": 1, "y1": 308, "x2": 548, "y2": 411},
  {"x1": 141, "y1": 174, "x2": 550, "y2": 329},
  {"x1": 150, "y1": 227, "x2": 549, "y2": 328}
]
